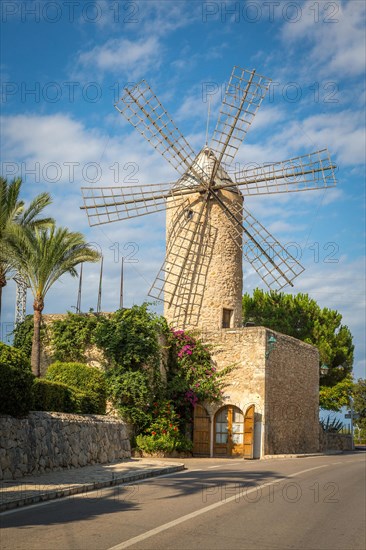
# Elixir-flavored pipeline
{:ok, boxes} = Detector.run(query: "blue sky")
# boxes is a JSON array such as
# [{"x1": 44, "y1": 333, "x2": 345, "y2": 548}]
[{"x1": 1, "y1": 0, "x2": 365, "y2": 381}]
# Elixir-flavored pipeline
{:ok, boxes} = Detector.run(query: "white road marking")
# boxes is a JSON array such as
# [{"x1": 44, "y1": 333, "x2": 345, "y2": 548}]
[
  {"x1": 207, "y1": 465, "x2": 222, "y2": 469},
  {"x1": 108, "y1": 464, "x2": 329, "y2": 550}
]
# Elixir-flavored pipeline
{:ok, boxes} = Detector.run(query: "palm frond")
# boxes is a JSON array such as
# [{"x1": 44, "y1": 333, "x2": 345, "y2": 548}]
[
  {"x1": 20, "y1": 192, "x2": 54, "y2": 228},
  {"x1": 4, "y1": 224, "x2": 100, "y2": 300}
]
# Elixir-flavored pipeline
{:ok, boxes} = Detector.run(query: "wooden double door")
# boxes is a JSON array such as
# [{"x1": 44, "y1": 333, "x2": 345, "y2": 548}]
[{"x1": 193, "y1": 404, "x2": 255, "y2": 458}]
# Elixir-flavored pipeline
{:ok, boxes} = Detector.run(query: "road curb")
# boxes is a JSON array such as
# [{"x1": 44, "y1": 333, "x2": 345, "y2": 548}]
[
  {"x1": 0, "y1": 464, "x2": 185, "y2": 513},
  {"x1": 262, "y1": 451, "x2": 343, "y2": 459}
]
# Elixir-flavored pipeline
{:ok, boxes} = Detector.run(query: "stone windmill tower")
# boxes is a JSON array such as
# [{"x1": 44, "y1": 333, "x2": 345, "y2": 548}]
[{"x1": 81, "y1": 67, "x2": 336, "y2": 332}]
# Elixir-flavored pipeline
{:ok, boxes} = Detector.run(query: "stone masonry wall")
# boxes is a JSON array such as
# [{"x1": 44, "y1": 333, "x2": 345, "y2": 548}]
[
  {"x1": 265, "y1": 330, "x2": 320, "y2": 455},
  {"x1": 319, "y1": 431, "x2": 353, "y2": 452},
  {"x1": 202, "y1": 327, "x2": 266, "y2": 458},
  {"x1": 0, "y1": 412, "x2": 131, "y2": 480},
  {"x1": 202, "y1": 328, "x2": 266, "y2": 417}
]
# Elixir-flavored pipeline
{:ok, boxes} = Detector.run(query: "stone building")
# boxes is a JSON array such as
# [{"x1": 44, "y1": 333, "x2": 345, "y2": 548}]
[
  {"x1": 192, "y1": 326, "x2": 320, "y2": 459},
  {"x1": 163, "y1": 149, "x2": 321, "y2": 458}
]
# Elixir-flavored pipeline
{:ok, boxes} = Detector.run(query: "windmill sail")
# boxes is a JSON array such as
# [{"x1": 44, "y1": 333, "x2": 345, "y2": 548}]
[
  {"x1": 149, "y1": 198, "x2": 217, "y2": 328},
  {"x1": 115, "y1": 80, "x2": 197, "y2": 176},
  {"x1": 209, "y1": 67, "x2": 271, "y2": 169},
  {"x1": 208, "y1": 187, "x2": 304, "y2": 289},
  {"x1": 231, "y1": 149, "x2": 336, "y2": 196},
  {"x1": 241, "y1": 205, "x2": 304, "y2": 289}
]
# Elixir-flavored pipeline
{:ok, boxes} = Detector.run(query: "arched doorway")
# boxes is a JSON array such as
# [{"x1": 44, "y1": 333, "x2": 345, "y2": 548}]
[
  {"x1": 192, "y1": 404, "x2": 210, "y2": 456},
  {"x1": 213, "y1": 405, "x2": 255, "y2": 458}
]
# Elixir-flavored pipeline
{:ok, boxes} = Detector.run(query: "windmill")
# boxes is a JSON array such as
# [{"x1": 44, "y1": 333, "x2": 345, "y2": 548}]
[{"x1": 81, "y1": 67, "x2": 336, "y2": 331}]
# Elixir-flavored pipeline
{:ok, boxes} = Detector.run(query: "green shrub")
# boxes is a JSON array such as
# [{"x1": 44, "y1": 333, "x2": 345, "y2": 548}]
[
  {"x1": 33, "y1": 378, "x2": 74, "y2": 412},
  {"x1": 50, "y1": 313, "x2": 100, "y2": 362},
  {"x1": 106, "y1": 368, "x2": 155, "y2": 431},
  {"x1": 135, "y1": 400, "x2": 193, "y2": 454},
  {"x1": 71, "y1": 388, "x2": 99, "y2": 414},
  {"x1": 0, "y1": 341, "x2": 31, "y2": 372},
  {"x1": 94, "y1": 304, "x2": 165, "y2": 368},
  {"x1": 0, "y1": 363, "x2": 34, "y2": 417},
  {"x1": 135, "y1": 433, "x2": 193, "y2": 454},
  {"x1": 33, "y1": 378, "x2": 102, "y2": 414},
  {"x1": 46, "y1": 361, "x2": 107, "y2": 414},
  {"x1": 12, "y1": 315, "x2": 35, "y2": 358}
]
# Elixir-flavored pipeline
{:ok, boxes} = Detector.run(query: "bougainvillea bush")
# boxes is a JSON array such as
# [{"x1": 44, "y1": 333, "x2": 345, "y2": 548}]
[
  {"x1": 166, "y1": 329, "x2": 227, "y2": 419},
  {"x1": 135, "y1": 328, "x2": 230, "y2": 454}
]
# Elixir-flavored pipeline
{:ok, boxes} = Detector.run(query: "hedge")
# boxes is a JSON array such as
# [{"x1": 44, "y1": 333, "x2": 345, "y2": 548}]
[
  {"x1": 33, "y1": 378, "x2": 98, "y2": 414},
  {"x1": 45, "y1": 361, "x2": 107, "y2": 414},
  {"x1": 0, "y1": 341, "x2": 31, "y2": 372},
  {"x1": 0, "y1": 363, "x2": 34, "y2": 417},
  {"x1": 33, "y1": 379, "x2": 74, "y2": 413}
]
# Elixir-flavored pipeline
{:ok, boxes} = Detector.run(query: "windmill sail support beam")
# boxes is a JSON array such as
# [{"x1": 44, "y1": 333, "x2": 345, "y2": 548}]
[{"x1": 80, "y1": 149, "x2": 335, "y2": 226}]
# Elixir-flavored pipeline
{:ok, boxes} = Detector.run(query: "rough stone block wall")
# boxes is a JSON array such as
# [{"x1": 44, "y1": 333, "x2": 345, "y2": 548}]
[
  {"x1": 0, "y1": 412, "x2": 131, "y2": 480},
  {"x1": 265, "y1": 331, "x2": 320, "y2": 455},
  {"x1": 319, "y1": 431, "x2": 353, "y2": 452},
  {"x1": 202, "y1": 328, "x2": 266, "y2": 417}
]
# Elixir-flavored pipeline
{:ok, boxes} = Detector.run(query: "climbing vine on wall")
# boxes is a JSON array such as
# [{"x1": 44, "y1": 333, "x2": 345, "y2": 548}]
[{"x1": 14, "y1": 305, "x2": 229, "y2": 453}]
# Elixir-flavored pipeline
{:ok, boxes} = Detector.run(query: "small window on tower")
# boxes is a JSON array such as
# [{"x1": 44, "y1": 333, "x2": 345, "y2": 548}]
[{"x1": 222, "y1": 308, "x2": 233, "y2": 329}]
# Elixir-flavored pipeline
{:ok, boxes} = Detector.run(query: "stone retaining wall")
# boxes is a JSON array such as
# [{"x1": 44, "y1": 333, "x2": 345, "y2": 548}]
[
  {"x1": 319, "y1": 431, "x2": 353, "y2": 452},
  {"x1": 0, "y1": 412, "x2": 131, "y2": 480}
]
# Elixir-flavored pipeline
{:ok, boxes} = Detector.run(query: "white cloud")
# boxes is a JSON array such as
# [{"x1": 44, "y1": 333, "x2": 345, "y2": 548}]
[
  {"x1": 137, "y1": 1, "x2": 200, "y2": 36},
  {"x1": 237, "y1": 108, "x2": 365, "y2": 168},
  {"x1": 0, "y1": 112, "x2": 178, "y2": 186},
  {"x1": 75, "y1": 36, "x2": 162, "y2": 80},
  {"x1": 266, "y1": 220, "x2": 306, "y2": 235},
  {"x1": 282, "y1": 111, "x2": 365, "y2": 166},
  {"x1": 281, "y1": 1, "x2": 366, "y2": 77}
]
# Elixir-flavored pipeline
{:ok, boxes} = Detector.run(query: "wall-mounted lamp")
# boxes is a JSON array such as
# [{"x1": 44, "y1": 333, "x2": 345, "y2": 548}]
[
  {"x1": 320, "y1": 364, "x2": 329, "y2": 376},
  {"x1": 265, "y1": 334, "x2": 277, "y2": 358}
]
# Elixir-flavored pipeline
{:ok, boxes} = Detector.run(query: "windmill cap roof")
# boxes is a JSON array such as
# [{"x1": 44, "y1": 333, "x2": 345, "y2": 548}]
[{"x1": 174, "y1": 147, "x2": 239, "y2": 192}]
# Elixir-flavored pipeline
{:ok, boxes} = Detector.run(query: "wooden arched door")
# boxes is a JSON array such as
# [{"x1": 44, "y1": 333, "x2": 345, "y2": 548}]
[
  {"x1": 213, "y1": 405, "x2": 255, "y2": 458},
  {"x1": 244, "y1": 405, "x2": 255, "y2": 459},
  {"x1": 214, "y1": 405, "x2": 245, "y2": 456},
  {"x1": 193, "y1": 405, "x2": 210, "y2": 456}
]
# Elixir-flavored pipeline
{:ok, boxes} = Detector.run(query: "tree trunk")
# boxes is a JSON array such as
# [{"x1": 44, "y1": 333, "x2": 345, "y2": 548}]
[
  {"x1": 31, "y1": 297, "x2": 44, "y2": 377},
  {"x1": 0, "y1": 273, "x2": 6, "y2": 328},
  {"x1": 0, "y1": 284, "x2": 2, "y2": 329}
]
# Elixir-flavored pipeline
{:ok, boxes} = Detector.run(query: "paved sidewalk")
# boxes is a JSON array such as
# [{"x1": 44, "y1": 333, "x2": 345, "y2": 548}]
[{"x1": 0, "y1": 458, "x2": 185, "y2": 513}]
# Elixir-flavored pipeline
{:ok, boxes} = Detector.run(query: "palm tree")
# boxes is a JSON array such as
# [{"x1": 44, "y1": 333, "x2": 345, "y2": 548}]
[
  {"x1": 4, "y1": 224, "x2": 100, "y2": 376},
  {"x1": 0, "y1": 177, "x2": 53, "y2": 322}
]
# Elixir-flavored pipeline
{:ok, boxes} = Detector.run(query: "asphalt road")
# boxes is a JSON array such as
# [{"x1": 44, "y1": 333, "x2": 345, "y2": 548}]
[{"x1": 1, "y1": 453, "x2": 365, "y2": 550}]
